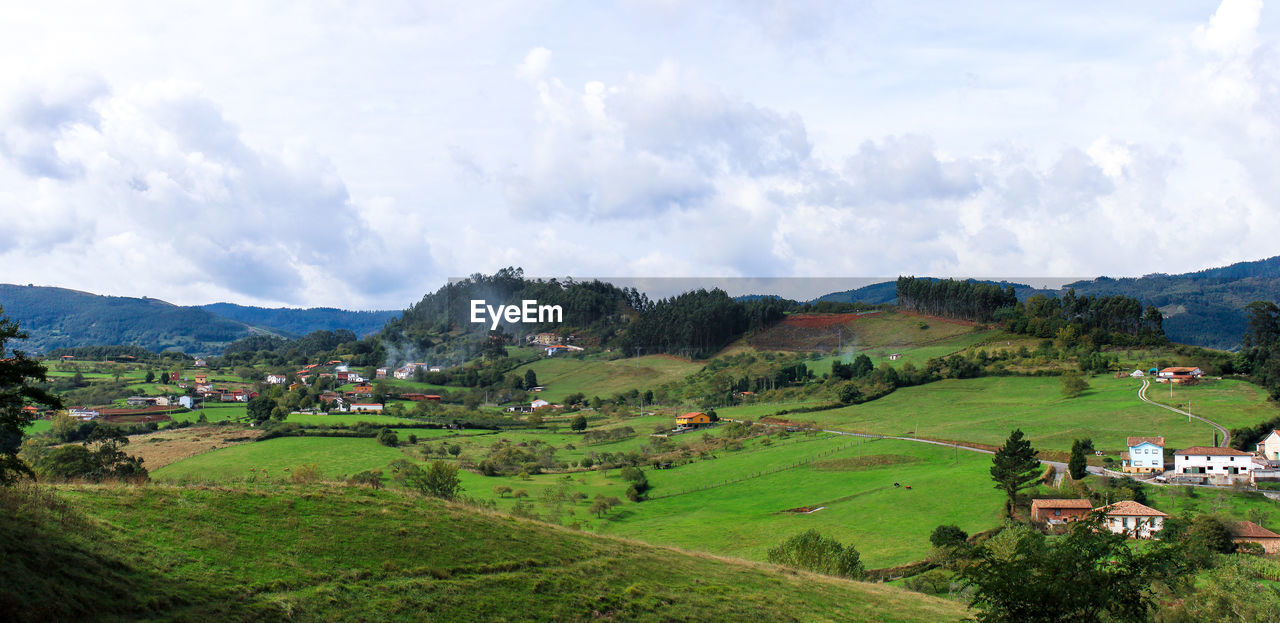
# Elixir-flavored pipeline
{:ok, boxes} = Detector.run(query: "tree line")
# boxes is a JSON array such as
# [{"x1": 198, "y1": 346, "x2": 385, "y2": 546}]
[{"x1": 896, "y1": 277, "x2": 1165, "y2": 346}]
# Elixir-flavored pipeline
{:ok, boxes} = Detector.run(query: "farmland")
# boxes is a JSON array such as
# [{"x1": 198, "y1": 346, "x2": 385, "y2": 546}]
[
  {"x1": 509, "y1": 353, "x2": 702, "y2": 402},
  {"x1": 793, "y1": 375, "x2": 1266, "y2": 453}
]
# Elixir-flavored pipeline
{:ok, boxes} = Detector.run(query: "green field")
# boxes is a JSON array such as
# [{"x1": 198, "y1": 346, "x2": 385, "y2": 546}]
[
  {"x1": 153, "y1": 437, "x2": 408, "y2": 482},
  {"x1": 792, "y1": 376, "x2": 1272, "y2": 453},
  {"x1": 591, "y1": 437, "x2": 1003, "y2": 568},
  {"x1": 1139, "y1": 378, "x2": 1277, "y2": 433},
  {"x1": 510, "y1": 354, "x2": 703, "y2": 402},
  {"x1": 3, "y1": 483, "x2": 964, "y2": 622}
]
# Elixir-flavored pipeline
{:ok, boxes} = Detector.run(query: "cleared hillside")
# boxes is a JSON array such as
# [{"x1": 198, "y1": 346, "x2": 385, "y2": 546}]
[{"x1": 1, "y1": 484, "x2": 965, "y2": 622}]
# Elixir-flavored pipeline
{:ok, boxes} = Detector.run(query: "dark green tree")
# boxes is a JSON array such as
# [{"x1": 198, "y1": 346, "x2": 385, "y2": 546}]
[
  {"x1": 961, "y1": 518, "x2": 1187, "y2": 623},
  {"x1": 0, "y1": 307, "x2": 63, "y2": 484},
  {"x1": 991, "y1": 429, "x2": 1042, "y2": 516},
  {"x1": 929, "y1": 524, "x2": 969, "y2": 548},
  {"x1": 159, "y1": 372, "x2": 170, "y2": 385},
  {"x1": 246, "y1": 395, "x2": 277, "y2": 424},
  {"x1": 1068, "y1": 439, "x2": 1089, "y2": 480},
  {"x1": 377, "y1": 427, "x2": 399, "y2": 447},
  {"x1": 570, "y1": 414, "x2": 588, "y2": 431},
  {"x1": 524, "y1": 369, "x2": 538, "y2": 388},
  {"x1": 145, "y1": 370, "x2": 155, "y2": 383}
]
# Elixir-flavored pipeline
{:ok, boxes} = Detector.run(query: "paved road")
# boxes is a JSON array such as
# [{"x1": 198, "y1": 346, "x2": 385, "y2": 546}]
[{"x1": 1137, "y1": 378, "x2": 1230, "y2": 447}]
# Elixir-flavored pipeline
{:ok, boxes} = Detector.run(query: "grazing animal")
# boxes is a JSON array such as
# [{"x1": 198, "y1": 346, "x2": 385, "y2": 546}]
[
  {"x1": 905, "y1": 486, "x2": 912, "y2": 490},
  {"x1": 893, "y1": 482, "x2": 901, "y2": 488}
]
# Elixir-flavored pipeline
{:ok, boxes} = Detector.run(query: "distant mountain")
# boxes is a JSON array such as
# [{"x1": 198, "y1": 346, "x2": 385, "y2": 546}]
[
  {"x1": 0, "y1": 284, "x2": 402, "y2": 355},
  {"x1": 811, "y1": 281, "x2": 899, "y2": 305},
  {"x1": 1062, "y1": 257, "x2": 1280, "y2": 350},
  {"x1": 0, "y1": 285, "x2": 250, "y2": 355},
  {"x1": 811, "y1": 279, "x2": 1051, "y2": 306},
  {"x1": 802, "y1": 258, "x2": 1280, "y2": 349},
  {"x1": 200, "y1": 303, "x2": 398, "y2": 338}
]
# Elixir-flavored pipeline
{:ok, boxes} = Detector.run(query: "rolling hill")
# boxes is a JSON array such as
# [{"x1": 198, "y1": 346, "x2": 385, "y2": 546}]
[
  {"x1": 807, "y1": 256, "x2": 1280, "y2": 349},
  {"x1": 0, "y1": 284, "x2": 400, "y2": 355},
  {"x1": 1, "y1": 483, "x2": 966, "y2": 622}
]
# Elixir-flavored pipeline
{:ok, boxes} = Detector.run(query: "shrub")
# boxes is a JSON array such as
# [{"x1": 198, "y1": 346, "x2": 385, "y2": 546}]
[
  {"x1": 347, "y1": 470, "x2": 384, "y2": 488},
  {"x1": 290, "y1": 464, "x2": 324, "y2": 484},
  {"x1": 930, "y1": 524, "x2": 969, "y2": 548},
  {"x1": 766, "y1": 529, "x2": 864, "y2": 579},
  {"x1": 377, "y1": 428, "x2": 399, "y2": 447}
]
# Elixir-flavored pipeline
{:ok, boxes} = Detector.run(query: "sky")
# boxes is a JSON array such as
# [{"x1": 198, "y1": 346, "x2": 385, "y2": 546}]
[{"x1": 1, "y1": 0, "x2": 1278, "y2": 309}]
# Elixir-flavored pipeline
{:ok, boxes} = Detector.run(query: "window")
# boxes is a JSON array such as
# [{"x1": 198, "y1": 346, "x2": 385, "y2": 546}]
[{"x1": 1054, "y1": 509, "x2": 1061, "y2": 516}]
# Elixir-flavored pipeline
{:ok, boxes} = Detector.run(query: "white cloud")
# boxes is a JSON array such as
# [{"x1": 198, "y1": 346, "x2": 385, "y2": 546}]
[{"x1": 0, "y1": 78, "x2": 427, "y2": 306}]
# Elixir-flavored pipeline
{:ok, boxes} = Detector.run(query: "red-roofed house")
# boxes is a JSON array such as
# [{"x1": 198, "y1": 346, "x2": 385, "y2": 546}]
[
  {"x1": 1231, "y1": 521, "x2": 1280, "y2": 554},
  {"x1": 1156, "y1": 366, "x2": 1204, "y2": 384},
  {"x1": 1174, "y1": 446, "x2": 1256, "y2": 484},
  {"x1": 1099, "y1": 501, "x2": 1168, "y2": 539},
  {"x1": 1030, "y1": 499, "x2": 1094, "y2": 524}
]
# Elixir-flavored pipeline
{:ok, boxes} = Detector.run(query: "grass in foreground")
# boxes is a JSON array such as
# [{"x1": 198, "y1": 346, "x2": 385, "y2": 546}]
[{"x1": 1, "y1": 483, "x2": 967, "y2": 622}]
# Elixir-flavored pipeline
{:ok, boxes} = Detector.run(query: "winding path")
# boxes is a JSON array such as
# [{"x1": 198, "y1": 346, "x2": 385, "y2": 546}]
[{"x1": 1137, "y1": 378, "x2": 1230, "y2": 447}]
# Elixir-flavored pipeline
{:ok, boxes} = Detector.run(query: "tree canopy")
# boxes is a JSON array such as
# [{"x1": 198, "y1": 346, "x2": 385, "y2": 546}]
[{"x1": 0, "y1": 306, "x2": 63, "y2": 484}]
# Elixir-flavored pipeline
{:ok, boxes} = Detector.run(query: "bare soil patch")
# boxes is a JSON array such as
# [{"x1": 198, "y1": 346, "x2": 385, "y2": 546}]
[{"x1": 125, "y1": 426, "x2": 262, "y2": 470}]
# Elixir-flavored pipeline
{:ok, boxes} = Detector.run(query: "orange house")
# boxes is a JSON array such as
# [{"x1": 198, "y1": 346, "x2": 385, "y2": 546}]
[{"x1": 675, "y1": 412, "x2": 712, "y2": 428}]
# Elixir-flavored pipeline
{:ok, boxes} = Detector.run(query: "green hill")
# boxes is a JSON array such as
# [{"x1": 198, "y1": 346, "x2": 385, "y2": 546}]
[
  {"x1": 2, "y1": 483, "x2": 964, "y2": 622},
  {"x1": 0, "y1": 284, "x2": 252, "y2": 354},
  {"x1": 200, "y1": 303, "x2": 398, "y2": 338}
]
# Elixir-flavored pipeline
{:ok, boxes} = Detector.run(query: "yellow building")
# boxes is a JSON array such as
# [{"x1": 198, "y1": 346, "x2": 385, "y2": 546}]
[{"x1": 675, "y1": 412, "x2": 712, "y2": 428}]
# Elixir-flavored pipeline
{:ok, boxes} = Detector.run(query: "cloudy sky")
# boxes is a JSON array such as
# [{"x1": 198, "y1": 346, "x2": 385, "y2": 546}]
[{"x1": 1, "y1": 0, "x2": 1277, "y2": 309}]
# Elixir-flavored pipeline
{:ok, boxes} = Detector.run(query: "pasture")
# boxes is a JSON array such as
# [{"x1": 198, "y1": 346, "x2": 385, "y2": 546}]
[
  {"x1": 509, "y1": 354, "x2": 702, "y2": 402},
  {"x1": 788, "y1": 375, "x2": 1270, "y2": 453}
]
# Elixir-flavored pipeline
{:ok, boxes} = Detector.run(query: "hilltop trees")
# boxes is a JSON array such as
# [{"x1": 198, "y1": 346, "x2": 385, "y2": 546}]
[
  {"x1": 991, "y1": 429, "x2": 1041, "y2": 516},
  {"x1": 0, "y1": 307, "x2": 63, "y2": 485}
]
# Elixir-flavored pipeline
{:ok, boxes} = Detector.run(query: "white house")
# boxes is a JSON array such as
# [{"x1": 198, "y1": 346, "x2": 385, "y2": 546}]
[
  {"x1": 350, "y1": 403, "x2": 384, "y2": 413},
  {"x1": 531, "y1": 399, "x2": 551, "y2": 410},
  {"x1": 1122, "y1": 436, "x2": 1165, "y2": 474},
  {"x1": 1100, "y1": 500, "x2": 1168, "y2": 539},
  {"x1": 178, "y1": 396, "x2": 194, "y2": 409},
  {"x1": 1257, "y1": 430, "x2": 1280, "y2": 463},
  {"x1": 266, "y1": 374, "x2": 288, "y2": 385},
  {"x1": 1174, "y1": 446, "x2": 1256, "y2": 484},
  {"x1": 69, "y1": 409, "x2": 100, "y2": 420},
  {"x1": 1156, "y1": 366, "x2": 1204, "y2": 383}
]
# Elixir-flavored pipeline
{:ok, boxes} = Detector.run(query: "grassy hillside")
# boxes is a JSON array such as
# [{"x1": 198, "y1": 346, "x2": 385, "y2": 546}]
[
  {"x1": 796, "y1": 376, "x2": 1273, "y2": 453},
  {"x1": 510, "y1": 354, "x2": 703, "y2": 402},
  {"x1": 1, "y1": 483, "x2": 966, "y2": 622}
]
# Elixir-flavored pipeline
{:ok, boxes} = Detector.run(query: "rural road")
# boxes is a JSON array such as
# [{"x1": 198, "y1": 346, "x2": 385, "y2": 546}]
[
  {"x1": 1137, "y1": 378, "x2": 1230, "y2": 447},
  {"x1": 819, "y1": 428, "x2": 1095, "y2": 485}
]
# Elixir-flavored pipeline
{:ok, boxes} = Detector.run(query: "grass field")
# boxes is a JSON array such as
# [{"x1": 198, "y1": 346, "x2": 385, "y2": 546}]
[
  {"x1": 794, "y1": 376, "x2": 1273, "y2": 453},
  {"x1": 509, "y1": 354, "x2": 703, "y2": 402},
  {"x1": 3, "y1": 483, "x2": 966, "y2": 622},
  {"x1": 1139, "y1": 378, "x2": 1278, "y2": 433},
  {"x1": 590, "y1": 437, "x2": 1003, "y2": 569},
  {"x1": 152, "y1": 437, "x2": 409, "y2": 482}
]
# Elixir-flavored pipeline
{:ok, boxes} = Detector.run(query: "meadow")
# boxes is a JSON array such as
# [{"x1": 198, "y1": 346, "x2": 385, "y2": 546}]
[
  {"x1": 795, "y1": 375, "x2": 1272, "y2": 453},
  {"x1": 509, "y1": 353, "x2": 702, "y2": 402},
  {"x1": 4, "y1": 483, "x2": 966, "y2": 622}
]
